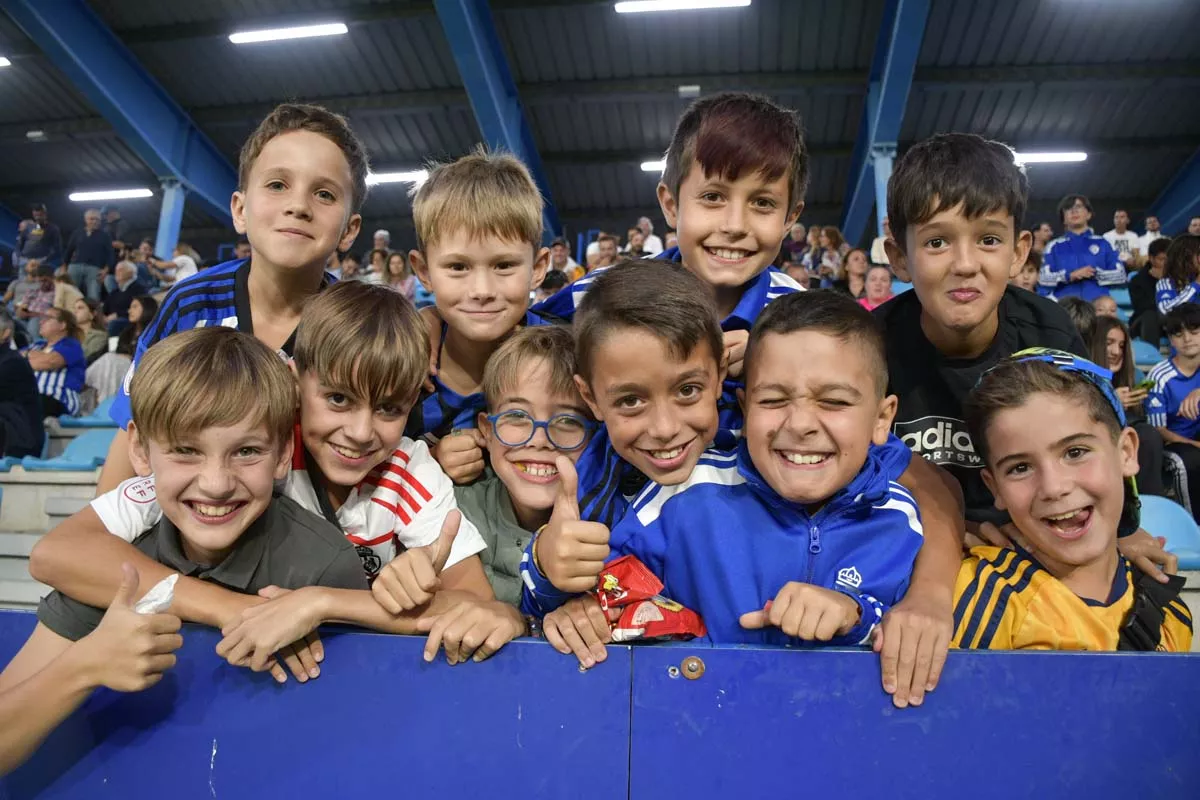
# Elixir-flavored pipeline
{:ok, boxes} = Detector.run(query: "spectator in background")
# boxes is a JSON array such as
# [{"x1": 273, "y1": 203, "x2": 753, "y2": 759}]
[
  {"x1": 3, "y1": 260, "x2": 40, "y2": 316},
  {"x1": 1130, "y1": 236, "x2": 1170, "y2": 344},
  {"x1": 535, "y1": 269, "x2": 568, "y2": 304},
  {"x1": 22, "y1": 306, "x2": 86, "y2": 417},
  {"x1": 1058, "y1": 296, "x2": 1097, "y2": 347},
  {"x1": 1140, "y1": 215, "x2": 1164, "y2": 253},
  {"x1": 592, "y1": 233, "x2": 620, "y2": 271},
  {"x1": 636, "y1": 216, "x2": 663, "y2": 256},
  {"x1": 801, "y1": 226, "x2": 822, "y2": 272},
  {"x1": 101, "y1": 206, "x2": 130, "y2": 258},
  {"x1": 1092, "y1": 314, "x2": 1165, "y2": 497},
  {"x1": 1093, "y1": 294, "x2": 1118, "y2": 318},
  {"x1": 339, "y1": 252, "x2": 361, "y2": 280},
  {"x1": 625, "y1": 229, "x2": 648, "y2": 259},
  {"x1": 115, "y1": 295, "x2": 158, "y2": 358},
  {"x1": 1041, "y1": 194, "x2": 1124, "y2": 301},
  {"x1": 360, "y1": 248, "x2": 387, "y2": 284},
  {"x1": 234, "y1": 238, "x2": 251, "y2": 261},
  {"x1": 101, "y1": 261, "x2": 146, "y2": 336},
  {"x1": 783, "y1": 222, "x2": 807, "y2": 262},
  {"x1": 170, "y1": 243, "x2": 200, "y2": 284},
  {"x1": 53, "y1": 270, "x2": 83, "y2": 312},
  {"x1": 664, "y1": 230, "x2": 678, "y2": 250},
  {"x1": 1031, "y1": 221, "x2": 1054, "y2": 256},
  {"x1": 13, "y1": 264, "x2": 55, "y2": 341},
  {"x1": 384, "y1": 251, "x2": 416, "y2": 301},
  {"x1": 72, "y1": 298, "x2": 108, "y2": 363},
  {"x1": 15, "y1": 204, "x2": 63, "y2": 270},
  {"x1": 1011, "y1": 251, "x2": 1041, "y2": 292},
  {"x1": 869, "y1": 217, "x2": 891, "y2": 265},
  {"x1": 325, "y1": 251, "x2": 343, "y2": 280},
  {"x1": 858, "y1": 264, "x2": 895, "y2": 311},
  {"x1": 373, "y1": 229, "x2": 391, "y2": 253},
  {"x1": 64, "y1": 208, "x2": 115, "y2": 302},
  {"x1": 1103, "y1": 209, "x2": 1140, "y2": 267},
  {"x1": 549, "y1": 237, "x2": 580, "y2": 275},
  {"x1": 817, "y1": 226, "x2": 849, "y2": 285},
  {"x1": 1147, "y1": 303, "x2": 1200, "y2": 520},
  {"x1": 0, "y1": 312, "x2": 43, "y2": 458},
  {"x1": 1189, "y1": 217, "x2": 1200, "y2": 236},
  {"x1": 835, "y1": 247, "x2": 869, "y2": 299}
]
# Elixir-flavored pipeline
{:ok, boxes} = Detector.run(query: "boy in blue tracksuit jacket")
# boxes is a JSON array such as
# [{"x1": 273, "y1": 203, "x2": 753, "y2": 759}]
[
  {"x1": 523, "y1": 291, "x2": 923, "y2": 649},
  {"x1": 1039, "y1": 194, "x2": 1125, "y2": 301}
]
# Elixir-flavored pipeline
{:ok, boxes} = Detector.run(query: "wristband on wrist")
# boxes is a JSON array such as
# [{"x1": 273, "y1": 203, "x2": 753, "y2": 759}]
[{"x1": 531, "y1": 524, "x2": 549, "y2": 573}]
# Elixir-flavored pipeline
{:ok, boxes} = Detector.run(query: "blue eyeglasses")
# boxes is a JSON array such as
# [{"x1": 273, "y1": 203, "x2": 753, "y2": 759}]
[{"x1": 485, "y1": 410, "x2": 597, "y2": 451}]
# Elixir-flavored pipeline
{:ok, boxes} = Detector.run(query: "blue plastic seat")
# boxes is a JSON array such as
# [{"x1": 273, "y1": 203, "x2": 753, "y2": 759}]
[
  {"x1": 1110, "y1": 286, "x2": 1132, "y2": 310},
  {"x1": 1131, "y1": 338, "x2": 1163, "y2": 368},
  {"x1": 891, "y1": 280, "x2": 914, "y2": 295},
  {"x1": 20, "y1": 428, "x2": 116, "y2": 472},
  {"x1": 1138, "y1": 494, "x2": 1200, "y2": 570},
  {"x1": 58, "y1": 396, "x2": 118, "y2": 429}
]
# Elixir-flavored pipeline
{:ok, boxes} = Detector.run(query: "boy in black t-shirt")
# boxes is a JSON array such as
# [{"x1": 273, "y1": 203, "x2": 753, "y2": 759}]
[{"x1": 876, "y1": 133, "x2": 1172, "y2": 578}]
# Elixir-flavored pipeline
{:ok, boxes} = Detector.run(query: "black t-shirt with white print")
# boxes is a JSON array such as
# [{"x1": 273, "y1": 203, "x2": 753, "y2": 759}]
[{"x1": 874, "y1": 286, "x2": 1088, "y2": 525}]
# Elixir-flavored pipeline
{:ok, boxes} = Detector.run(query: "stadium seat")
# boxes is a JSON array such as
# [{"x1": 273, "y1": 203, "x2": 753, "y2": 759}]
[
  {"x1": 1131, "y1": 338, "x2": 1163, "y2": 368},
  {"x1": 58, "y1": 395, "x2": 117, "y2": 429},
  {"x1": 1110, "y1": 287, "x2": 1132, "y2": 310},
  {"x1": 20, "y1": 428, "x2": 116, "y2": 472},
  {"x1": 1138, "y1": 494, "x2": 1200, "y2": 570},
  {"x1": 891, "y1": 280, "x2": 914, "y2": 295}
]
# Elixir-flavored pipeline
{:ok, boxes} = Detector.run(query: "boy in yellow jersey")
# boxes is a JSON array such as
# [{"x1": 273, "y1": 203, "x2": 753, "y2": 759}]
[{"x1": 954, "y1": 349, "x2": 1191, "y2": 651}]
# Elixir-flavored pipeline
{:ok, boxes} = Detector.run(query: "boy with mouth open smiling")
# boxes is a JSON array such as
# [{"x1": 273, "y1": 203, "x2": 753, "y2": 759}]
[
  {"x1": 954, "y1": 350, "x2": 1191, "y2": 651},
  {"x1": 524, "y1": 290, "x2": 924, "y2": 652}
]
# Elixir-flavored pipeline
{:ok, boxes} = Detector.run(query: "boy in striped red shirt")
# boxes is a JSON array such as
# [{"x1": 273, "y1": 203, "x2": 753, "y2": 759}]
[{"x1": 31, "y1": 281, "x2": 526, "y2": 679}]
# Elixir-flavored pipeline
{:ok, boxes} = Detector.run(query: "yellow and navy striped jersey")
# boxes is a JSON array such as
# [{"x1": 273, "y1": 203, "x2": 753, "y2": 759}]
[{"x1": 952, "y1": 546, "x2": 1192, "y2": 652}]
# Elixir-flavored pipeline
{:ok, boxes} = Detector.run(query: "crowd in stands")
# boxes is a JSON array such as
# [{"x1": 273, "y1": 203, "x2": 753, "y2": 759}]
[{"x1": 1, "y1": 92, "x2": 1197, "y2": 775}]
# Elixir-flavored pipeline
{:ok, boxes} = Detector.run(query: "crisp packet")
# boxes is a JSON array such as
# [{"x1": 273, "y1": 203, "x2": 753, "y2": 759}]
[
  {"x1": 592, "y1": 556, "x2": 705, "y2": 642},
  {"x1": 611, "y1": 595, "x2": 706, "y2": 642},
  {"x1": 133, "y1": 573, "x2": 179, "y2": 615}
]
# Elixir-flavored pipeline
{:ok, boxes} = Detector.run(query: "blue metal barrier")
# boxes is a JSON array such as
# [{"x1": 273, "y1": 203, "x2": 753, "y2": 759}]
[{"x1": 2, "y1": 610, "x2": 1198, "y2": 799}]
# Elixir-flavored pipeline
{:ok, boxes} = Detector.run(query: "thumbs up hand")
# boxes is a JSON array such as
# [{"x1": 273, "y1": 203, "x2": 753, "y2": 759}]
[
  {"x1": 372, "y1": 510, "x2": 463, "y2": 614},
  {"x1": 76, "y1": 563, "x2": 183, "y2": 692},
  {"x1": 534, "y1": 457, "x2": 611, "y2": 594}
]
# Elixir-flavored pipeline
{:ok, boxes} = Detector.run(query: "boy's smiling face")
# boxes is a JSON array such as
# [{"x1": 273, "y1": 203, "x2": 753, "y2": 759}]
[
  {"x1": 740, "y1": 330, "x2": 895, "y2": 506},
  {"x1": 658, "y1": 165, "x2": 801, "y2": 316},
  {"x1": 481, "y1": 358, "x2": 594, "y2": 529},
  {"x1": 129, "y1": 420, "x2": 292, "y2": 566},
  {"x1": 887, "y1": 203, "x2": 1031, "y2": 355},
  {"x1": 410, "y1": 230, "x2": 549, "y2": 344},
  {"x1": 981, "y1": 391, "x2": 1137, "y2": 572},
  {"x1": 578, "y1": 327, "x2": 721, "y2": 486},
  {"x1": 232, "y1": 130, "x2": 362, "y2": 273},
  {"x1": 297, "y1": 368, "x2": 414, "y2": 498}
]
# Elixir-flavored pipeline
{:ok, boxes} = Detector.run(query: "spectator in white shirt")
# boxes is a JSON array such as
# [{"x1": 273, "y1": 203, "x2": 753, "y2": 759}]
[
  {"x1": 1140, "y1": 215, "x2": 1165, "y2": 253},
  {"x1": 1103, "y1": 209, "x2": 1140, "y2": 265},
  {"x1": 637, "y1": 216, "x2": 664, "y2": 256},
  {"x1": 869, "y1": 217, "x2": 891, "y2": 266}
]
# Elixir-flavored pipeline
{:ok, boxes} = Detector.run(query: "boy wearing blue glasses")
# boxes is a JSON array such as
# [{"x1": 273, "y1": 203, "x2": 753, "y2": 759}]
[{"x1": 454, "y1": 325, "x2": 596, "y2": 607}]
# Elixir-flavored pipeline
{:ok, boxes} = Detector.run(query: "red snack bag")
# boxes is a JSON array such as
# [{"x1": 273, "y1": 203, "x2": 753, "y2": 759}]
[
  {"x1": 593, "y1": 554, "x2": 663, "y2": 612},
  {"x1": 611, "y1": 595, "x2": 706, "y2": 642}
]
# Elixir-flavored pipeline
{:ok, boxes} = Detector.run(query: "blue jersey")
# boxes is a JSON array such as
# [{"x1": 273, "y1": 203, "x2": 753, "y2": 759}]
[
  {"x1": 522, "y1": 435, "x2": 923, "y2": 647},
  {"x1": 1039, "y1": 229, "x2": 1125, "y2": 301},
  {"x1": 532, "y1": 247, "x2": 804, "y2": 447},
  {"x1": 1154, "y1": 277, "x2": 1200, "y2": 315},
  {"x1": 1146, "y1": 358, "x2": 1200, "y2": 439},
  {"x1": 404, "y1": 311, "x2": 553, "y2": 442},
  {"x1": 109, "y1": 258, "x2": 334, "y2": 428},
  {"x1": 25, "y1": 336, "x2": 86, "y2": 415}
]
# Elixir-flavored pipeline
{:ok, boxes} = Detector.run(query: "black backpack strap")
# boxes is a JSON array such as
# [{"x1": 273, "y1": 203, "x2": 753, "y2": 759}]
[{"x1": 1118, "y1": 566, "x2": 1187, "y2": 652}]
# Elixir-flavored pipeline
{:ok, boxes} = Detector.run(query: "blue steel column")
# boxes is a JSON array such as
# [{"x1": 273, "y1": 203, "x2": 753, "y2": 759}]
[
  {"x1": 871, "y1": 146, "x2": 895, "y2": 238},
  {"x1": 5, "y1": 0, "x2": 236, "y2": 225},
  {"x1": 1148, "y1": 146, "x2": 1200, "y2": 235},
  {"x1": 841, "y1": 0, "x2": 929, "y2": 244},
  {"x1": 155, "y1": 180, "x2": 186, "y2": 259},
  {"x1": 433, "y1": 0, "x2": 562, "y2": 240}
]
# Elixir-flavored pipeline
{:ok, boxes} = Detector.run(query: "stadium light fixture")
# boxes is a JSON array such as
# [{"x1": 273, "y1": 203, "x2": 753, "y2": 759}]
[
  {"x1": 69, "y1": 188, "x2": 154, "y2": 202},
  {"x1": 1013, "y1": 151, "x2": 1087, "y2": 165},
  {"x1": 0, "y1": 57, "x2": 11, "y2": 68},
  {"x1": 367, "y1": 170, "x2": 429, "y2": 186},
  {"x1": 616, "y1": 0, "x2": 751, "y2": 12},
  {"x1": 641, "y1": 160, "x2": 666, "y2": 172},
  {"x1": 229, "y1": 23, "x2": 348, "y2": 44}
]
